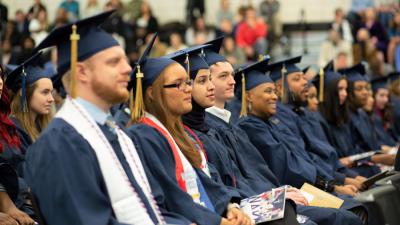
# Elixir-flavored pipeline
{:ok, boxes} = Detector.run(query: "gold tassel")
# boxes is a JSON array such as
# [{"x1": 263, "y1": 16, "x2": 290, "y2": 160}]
[
  {"x1": 185, "y1": 53, "x2": 190, "y2": 80},
  {"x1": 281, "y1": 65, "x2": 287, "y2": 102},
  {"x1": 239, "y1": 73, "x2": 247, "y2": 117},
  {"x1": 129, "y1": 88, "x2": 134, "y2": 116},
  {"x1": 319, "y1": 68, "x2": 324, "y2": 102},
  {"x1": 131, "y1": 65, "x2": 145, "y2": 122},
  {"x1": 258, "y1": 55, "x2": 264, "y2": 62},
  {"x1": 70, "y1": 24, "x2": 80, "y2": 98}
]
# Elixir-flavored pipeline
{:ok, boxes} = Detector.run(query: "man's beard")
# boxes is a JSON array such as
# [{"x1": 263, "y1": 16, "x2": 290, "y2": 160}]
[
  {"x1": 92, "y1": 77, "x2": 129, "y2": 105},
  {"x1": 282, "y1": 89, "x2": 305, "y2": 107}
]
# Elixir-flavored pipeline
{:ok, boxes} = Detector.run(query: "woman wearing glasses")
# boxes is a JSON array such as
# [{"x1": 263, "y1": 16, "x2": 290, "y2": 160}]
[{"x1": 126, "y1": 40, "x2": 253, "y2": 225}]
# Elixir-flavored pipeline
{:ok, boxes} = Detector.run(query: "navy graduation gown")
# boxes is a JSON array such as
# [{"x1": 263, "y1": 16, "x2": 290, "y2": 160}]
[
  {"x1": 371, "y1": 112, "x2": 397, "y2": 147},
  {"x1": 111, "y1": 104, "x2": 131, "y2": 128},
  {"x1": 187, "y1": 128, "x2": 258, "y2": 198},
  {"x1": 126, "y1": 124, "x2": 241, "y2": 225},
  {"x1": 10, "y1": 117, "x2": 33, "y2": 155},
  {"x1": 274, "y1": 103, "x2": 336, "y2": 181},
  {"x1": 205, "y1": 112, "x2": 365, "y2": 225},
  {"x1": 236, "y1": 115, "x2": 317, "y2": 188},
  {"x1": 296, "y1": 109, "x2": 359, "y2": 183},
  {"x1": 0, "y1": 158, "x2": 19, "y2": 202},
  {"x1": 316, "y1": 112, "x2": 381, "y2": 178},
  {"x1": 349, "y1": 108, "x2": 380, "y2": 151},
  {"x1": 25, "y1": 118, "x2": 190, "y2": 225},
  {"x1": 204, "y1": 113, "x2": 280, "y2": 192},
  {"x1": 225, "y1": 97, "x2": 241, "y2": 124},
  {"x1": 390, "y1": 96, "x2": 400, "y2": 140},
  {"x1": 1, "y1": 142, "x2": 34, "y2": 216}
]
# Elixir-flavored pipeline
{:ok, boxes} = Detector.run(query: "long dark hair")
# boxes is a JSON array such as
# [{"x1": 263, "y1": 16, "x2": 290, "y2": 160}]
[
  {"x1": 319, "y1": 77, "x2": 350, "y2": 127},
  {"x1": 144, "y1": 65, "x2": 202, "y2": 168},
  {"x1": 373, "y1": 89, "x2": 394, "y2": 126},
  {"x1": 347, "y1": 80, "x2": 361, "y2": 112},
  {"x1": 0, "y1": 65, "x2": 21, "y2": 152}
]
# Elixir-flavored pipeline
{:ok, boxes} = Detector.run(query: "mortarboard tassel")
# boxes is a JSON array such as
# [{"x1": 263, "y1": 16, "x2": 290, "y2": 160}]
[
  {"x1": 132, "y1": 65, "x2": 145, "y2": 122},
  {"x1": 319, "y1": 68, "x2": 324, "y2": 102},
  {"x1": 258, "y1": 54, "x2": 264, "y2": 62},
  {"x1": 129, "y1": 88, "x2": 134, "y2": 118},
  {"x1": 70, "y1": 24, "x2": 80, "y2": 98},
  {"x1": 21, "y1": 67, "x2": 28, "y2": 112},
  {"x1": 185, "y1": 53, "x2": 190, "y2": 80},
  {"x1": 239, "y1": 73, "x2": 247, "y2": 117},
  {"x1": 281, "y1": 65, "x2": 287, "y2": 103}
]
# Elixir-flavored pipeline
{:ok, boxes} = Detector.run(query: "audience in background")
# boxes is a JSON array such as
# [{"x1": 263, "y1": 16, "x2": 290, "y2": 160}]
[
  {"x1": 319, "y1": 29, "x2": 353, "y2": 67},
  {"x1": 166, "y1": 32, "x2": 188, "y2": 54},
  {"x1": 235, "y1": 6, "x2": 267, "y2": 60},
  {"x1": 58, "y1": 0, "x2": 79, "y2": 22},
  {"x1": 332, "y1": 8, "x2": 353, "y2": 43},
  {"x1": 0, "y1": 0, "x2": 399, "y2": 89},
  {"x1": 82, "y1": 0, "x2": 102, "y2": 18}
]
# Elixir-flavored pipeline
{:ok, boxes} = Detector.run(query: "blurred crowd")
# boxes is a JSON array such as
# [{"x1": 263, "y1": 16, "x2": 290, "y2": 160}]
[
  {"x1": 0, "y1": 0, "x2": 283, "y2": 69},
  {"x1": 0, "y1": 0, "x2": 400, "y2": 76},
  {"x1": 318, "y1": 0, "x2": 400, "y2": 79}
]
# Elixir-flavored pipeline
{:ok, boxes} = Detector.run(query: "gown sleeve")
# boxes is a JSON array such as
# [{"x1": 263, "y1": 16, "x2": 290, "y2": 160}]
[
  {"x1": 25, "y1": 119, "x2": 129, "y2": 225},
  {"x1": 127, "y1": 124, "x2": 224, "y2": 225},
  {"x1": 237, "y1": 117, "x2": 317, "y2": 188}
]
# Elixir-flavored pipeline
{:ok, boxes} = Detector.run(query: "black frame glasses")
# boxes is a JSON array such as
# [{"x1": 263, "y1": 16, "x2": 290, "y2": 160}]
[{"x1": 163, "y1": 79, "x2": 193, "y2": 91}]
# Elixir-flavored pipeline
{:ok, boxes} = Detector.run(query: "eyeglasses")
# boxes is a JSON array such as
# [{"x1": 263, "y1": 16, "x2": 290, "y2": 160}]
[
  {"x1": 354, "y1": 85, "x2": 369, "y2": 92},
  {"x1": 163, "y1": 79, "x2": 193, "y2": 91}
]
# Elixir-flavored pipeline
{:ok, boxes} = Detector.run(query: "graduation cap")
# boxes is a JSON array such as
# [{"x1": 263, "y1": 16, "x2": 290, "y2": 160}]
[
  {"x1": 338, "y1": 63, "x2": 368, "y2": 83},
  {"x1": 4, "y1": 64, "x2": 18, "y2": 79},
  {"x1": 371, "y1": 76, "x2": 390, "y2": 93},
  {"x1": 164, "y1": 44, "x2": 210, "y2": 80},
  {"x1": 324, "y1": 60, "x2": 334, "y2": 72},
  {"x1": 268, "y1": 56, "x2": 302, "y2": 82},
  {"x1": 35, "y1": 10, "x2": 119, "y2": 98},
  {"x1": 5, "y1": 51, "x2": 53, "y2": 111},
  {"x1": 234, "y1": 56, "x2": 271, "y2": 117},
  {"x1": 50, "y1": 72, "x2": 66, "y2": 98},
  {"x1": 302, "y1": 66, "x2": 310, "y2": 74},
  {"x1": 312, "y1": 61, "x2": 343, "y2": 102},
  {"x1": 312, "y1": 70, "x2": 343, "y2": 102},
  {"x1": 202, "y1": 36, "x2": 228, "y2": 66},
  {"x1": 129, "y1": 33, "x2": 177, "y2": 122},
  {"x1": 388, "y1": 71, "x2": 400, "y2": 83},
  {"x1": 266, "y1": 56, "x2": 301, "y2": 102}
]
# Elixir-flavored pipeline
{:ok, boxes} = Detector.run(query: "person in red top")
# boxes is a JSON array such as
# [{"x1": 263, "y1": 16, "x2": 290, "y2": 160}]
[{"x1": 235, "y1": 6, "x2": 267, "y2": 60}]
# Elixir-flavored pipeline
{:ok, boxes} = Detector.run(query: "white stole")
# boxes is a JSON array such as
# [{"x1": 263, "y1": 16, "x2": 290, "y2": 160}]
[
  {"x1": 144, "y1": 113, "x2": 204, "y2": 205},
  {"x1": 56, "y1": 97, "x2": 158, "y2": 225}
]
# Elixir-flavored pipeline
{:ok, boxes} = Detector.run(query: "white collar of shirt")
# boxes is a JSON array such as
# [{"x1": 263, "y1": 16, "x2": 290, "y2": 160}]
[
  {"x1": 75, "y1": 97, "x2": 110, "y2": 125},
  {"x1": 206, "y1": 106, "x2": 231, "y2": 124}
]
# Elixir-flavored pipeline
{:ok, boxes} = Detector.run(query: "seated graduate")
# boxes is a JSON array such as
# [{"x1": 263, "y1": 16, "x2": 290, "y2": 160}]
[
  {"x1": 338, "y1": 64, "x2": 395, "y2": 166},
  {"x1": 173, "y1": 46, "x2": 322, "y2": 224},
  {"x1": 169, "y1": 46, "x2": 306, "y2": 225},
  {"x1": 199, "y1": 38, "x2": 366, "y2": 225},
  {"x1": 306, "y1": 83, "x2": 319, "y2": 113},
  {"x1": 6, "y1": 52, "x2": 54, "y2": 154},
  {"x1": 312, "y1": 66, "x2": 381, "y2": 178},
  {"x1": 0, "y1": 66, "x2": 35, "y2": 225},
  {"x1": 281, "y1": 63, "x2": 366, "y2": 191},
  {"x1": 125, "y1": 34, "x2": 253, "y2": 225},
  {"x1": 370, "y1": 76, "x2": 398, "y2": 147},
  {"x1": 169, "y1": 45, "x2": 258, "y2": 198},
  {"x1": 251, "y1": 56, "x2": 363, "y2": 197},
  {"x1": 388, "y1": 72, "x2": 400, "y2": 139},
  {"x1": 232, "y1": 61, "x2": 366, "y2": 225},
  {"x1": 24, "y1": 11, "x2": 189, "y2": 225}
]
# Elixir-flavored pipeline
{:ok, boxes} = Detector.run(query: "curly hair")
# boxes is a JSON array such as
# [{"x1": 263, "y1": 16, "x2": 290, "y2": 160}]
[{"x1": 0, "y1": 65, "x2": 21, "y2": 152}]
